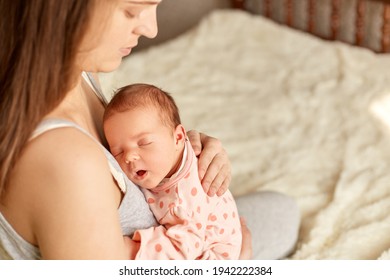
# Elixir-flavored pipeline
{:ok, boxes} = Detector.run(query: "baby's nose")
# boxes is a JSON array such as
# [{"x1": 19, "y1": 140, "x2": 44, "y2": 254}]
[{"x1": 125, "y1": 152, "x2": 140, "y2": 164}]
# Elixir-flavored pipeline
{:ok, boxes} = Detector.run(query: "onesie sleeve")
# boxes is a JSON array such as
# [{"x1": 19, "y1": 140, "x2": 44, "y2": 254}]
[{"x1": 132, "y1": 204, "x2": 205, "y2": 260}]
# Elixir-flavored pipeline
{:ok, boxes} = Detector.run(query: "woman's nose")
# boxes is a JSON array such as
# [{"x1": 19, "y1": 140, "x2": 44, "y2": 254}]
[{"x1": 133, "y1": 7, "x2": 158, "y2": 39}]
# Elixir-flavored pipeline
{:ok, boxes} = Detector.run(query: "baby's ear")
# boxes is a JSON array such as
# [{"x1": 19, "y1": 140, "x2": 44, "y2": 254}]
[{"x1": 174, "y1": 124, "x2": 187, "y2": 145}]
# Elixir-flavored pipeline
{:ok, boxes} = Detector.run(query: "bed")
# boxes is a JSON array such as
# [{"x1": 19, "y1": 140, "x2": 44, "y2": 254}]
[{"x1": 100, "y1": 0, "x2": 390, "y2": 259}]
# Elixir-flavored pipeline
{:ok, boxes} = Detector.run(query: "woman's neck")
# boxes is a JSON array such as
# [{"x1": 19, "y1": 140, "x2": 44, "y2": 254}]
[{"x1": 45, "y1": 76, "x2": 107, "y2": 144}]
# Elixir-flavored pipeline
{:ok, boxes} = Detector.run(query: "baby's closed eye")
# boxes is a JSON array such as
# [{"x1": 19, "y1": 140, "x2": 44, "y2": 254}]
[
  {"x1": 111, "y1": 149, "x2": 123, "y2": 158},
  {"x1": 138, "y1": 139, "x2": 153, "y2": 147}
]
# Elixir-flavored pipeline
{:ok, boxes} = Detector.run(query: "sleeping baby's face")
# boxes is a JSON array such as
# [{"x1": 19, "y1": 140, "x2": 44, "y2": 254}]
[{"x1": 103, "y1": 106, "x2": 186, "y2": 189}]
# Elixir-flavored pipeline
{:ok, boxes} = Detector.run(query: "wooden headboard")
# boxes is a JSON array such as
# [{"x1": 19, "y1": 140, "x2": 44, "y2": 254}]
[{"x1": 232, "y1": 0, "x2": 390, "y2": 53}]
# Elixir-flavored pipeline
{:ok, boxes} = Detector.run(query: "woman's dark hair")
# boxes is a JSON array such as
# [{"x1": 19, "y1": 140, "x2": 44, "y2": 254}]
[{"x1": 0, "y1": 0, "x2": 102, "y2": 195}]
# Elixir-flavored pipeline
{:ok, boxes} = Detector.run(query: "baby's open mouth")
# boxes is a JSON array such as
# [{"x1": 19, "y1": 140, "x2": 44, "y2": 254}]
[{"x1": 136, "y1": 170, "x2": 146, "y2": 177}]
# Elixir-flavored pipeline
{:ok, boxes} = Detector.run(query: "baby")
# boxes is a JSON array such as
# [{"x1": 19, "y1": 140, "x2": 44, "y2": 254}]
[{"x1": 103, "y1": 83, "x2": 242, "y2": 260}]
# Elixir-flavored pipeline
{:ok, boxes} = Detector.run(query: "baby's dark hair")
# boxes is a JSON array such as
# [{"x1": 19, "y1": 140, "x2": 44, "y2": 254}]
[{"x1": 103, "y1": 83, "x2": 181, "y2": 129}]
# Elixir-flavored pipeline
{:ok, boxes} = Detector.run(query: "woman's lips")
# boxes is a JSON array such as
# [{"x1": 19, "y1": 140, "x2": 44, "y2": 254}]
[{"x1": 119, "y1": 47, "x2": 132, "y2": 56}]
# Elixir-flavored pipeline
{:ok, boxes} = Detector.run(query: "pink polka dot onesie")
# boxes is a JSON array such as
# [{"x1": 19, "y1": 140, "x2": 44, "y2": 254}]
[{"x1": 132, "y1": 140, "x2": 242, "y2": 260}]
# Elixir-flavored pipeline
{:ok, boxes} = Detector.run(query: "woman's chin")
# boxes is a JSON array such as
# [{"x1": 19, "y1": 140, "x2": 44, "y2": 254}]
[{"x1": 98, "y1": 59, "x2": 124, "y2": 73}]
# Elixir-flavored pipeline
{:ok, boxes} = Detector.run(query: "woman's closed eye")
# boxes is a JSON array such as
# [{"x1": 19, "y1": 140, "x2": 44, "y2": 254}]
[
  {"x1": 122, "y1": 0, "x2": 161, "y2": 19},
  {"x1": 124, "y1": 9, "x2": 137, "y2": 19},
  {"x1": 123, "y1": 5, "x2": 144, "y2": 19}
]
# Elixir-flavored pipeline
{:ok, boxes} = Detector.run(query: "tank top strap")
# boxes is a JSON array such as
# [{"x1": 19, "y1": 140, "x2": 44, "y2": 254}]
[
  {"x1": 30, "y1": 119, "x2": 127, "y2": 193},
  {"x1": 82, "y1": 72, "x2": 109, "y2": 106},
  {"x1": 30, "y1": 118, "x2": 88, "y2": 141}
]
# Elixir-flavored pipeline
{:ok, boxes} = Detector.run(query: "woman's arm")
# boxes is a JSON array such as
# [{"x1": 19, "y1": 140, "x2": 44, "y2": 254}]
[
  {"x1": 24, "y1": 128, "x2": 129, "y2": 259},
  {"x1": 187, "y1": 130, "x2": 232, "y2": 197}
]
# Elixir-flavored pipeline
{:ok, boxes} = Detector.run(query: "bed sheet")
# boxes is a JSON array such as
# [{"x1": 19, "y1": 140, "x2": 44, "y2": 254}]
[{"x1": 100, "y1": 10, "x2": 390, "y2": 259}]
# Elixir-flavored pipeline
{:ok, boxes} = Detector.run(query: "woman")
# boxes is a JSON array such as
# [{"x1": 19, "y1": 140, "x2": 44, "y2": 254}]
[{"x1": 0, "y1": 0, "x2": 299, "y2": 259}]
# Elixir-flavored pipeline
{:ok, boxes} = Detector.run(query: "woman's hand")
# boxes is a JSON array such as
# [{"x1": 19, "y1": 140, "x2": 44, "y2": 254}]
[
  {"x1": 239, "y1": 217, "x2": 253, "y2": 260},
  {"x1": 187, "y1": 130, "x2": 232, "y2": 197},
  {"x1": 124, "y1": 236, "x2": 140, "y2": 259}
]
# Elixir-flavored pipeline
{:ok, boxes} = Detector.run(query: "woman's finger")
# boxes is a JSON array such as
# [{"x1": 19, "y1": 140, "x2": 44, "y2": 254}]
[
  {"x1": 215, "y1": 175, "x2": 231, "y2": 197},
  {"x1": 196, "y1": 133, "x2": 221, "y2": 180},
  {"x1": 187, "y1": 130, "x2": 202, "y2": 156},
  {"x1": 202, "y1": 157, "x2": 231, "y2": 196}
]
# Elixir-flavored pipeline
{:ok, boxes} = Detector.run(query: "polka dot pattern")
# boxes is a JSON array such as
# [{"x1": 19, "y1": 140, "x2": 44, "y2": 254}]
[{"x1": 155, "y1": 244, "x2": 162, "y2": 253}]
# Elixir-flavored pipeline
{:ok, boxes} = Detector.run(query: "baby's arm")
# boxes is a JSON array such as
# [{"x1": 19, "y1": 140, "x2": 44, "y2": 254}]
[
  {"x1": 130, "y1": 202, "x2": 241, "y2": 260},
  {"x1": 131, "y1": 218, "x2": 204, "y2": 260}
]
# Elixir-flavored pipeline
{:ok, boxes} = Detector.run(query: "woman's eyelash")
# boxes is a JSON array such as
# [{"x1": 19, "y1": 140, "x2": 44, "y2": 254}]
[{"x1": 125, "y1": 10, "x2": 136, "y2": 18}]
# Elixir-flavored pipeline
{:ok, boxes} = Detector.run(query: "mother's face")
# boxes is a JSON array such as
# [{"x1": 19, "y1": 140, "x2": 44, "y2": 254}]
[{"x1": 78, "y1": 0, "x2": 161, "y2": 73}]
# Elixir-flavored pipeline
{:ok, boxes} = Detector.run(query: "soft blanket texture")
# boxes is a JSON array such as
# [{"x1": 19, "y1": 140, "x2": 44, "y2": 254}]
[{"x1": 100, "y1": 10, "x2": 390, "y2": 259}]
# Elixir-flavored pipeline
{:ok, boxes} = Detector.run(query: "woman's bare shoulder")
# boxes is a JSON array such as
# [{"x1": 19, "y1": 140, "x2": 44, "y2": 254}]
[
  {"x1": 20, "y1": 126, "x2": 121, "y2": 201},
  {"x1": 5, "y1": 126, "x2": 124, "y2": 257},
  {"x1": 21, "y1": 126, "x2": 111, "y2": 185}
]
